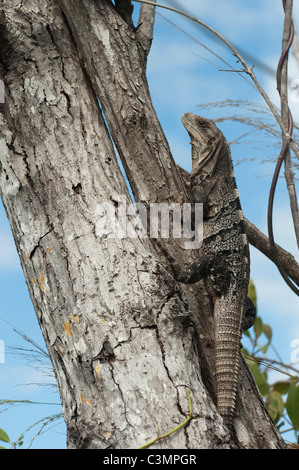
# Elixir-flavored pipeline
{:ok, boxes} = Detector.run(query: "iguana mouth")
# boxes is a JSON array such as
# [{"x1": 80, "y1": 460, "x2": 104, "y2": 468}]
[{"x1": 181, "y1": 112, "x2": 221, "y2": 153}]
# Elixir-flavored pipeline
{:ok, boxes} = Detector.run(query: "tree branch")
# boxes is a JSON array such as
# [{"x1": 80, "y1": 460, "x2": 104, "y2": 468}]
[
  {"x1": 280, "y1": 0, "x2": 299, "y2": 249},
  {"x1": 136, "y1": 0, "x2": 156, "y2": 57},
  {"x1": 267, "y1": 0, "x2": 299, "y2": 296},
  {"x1": 244, "y1": 218, "x2": 299, "y2": 288}
]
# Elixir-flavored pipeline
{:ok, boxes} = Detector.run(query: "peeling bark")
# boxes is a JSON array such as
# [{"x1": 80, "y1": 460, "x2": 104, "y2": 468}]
[{"x1": 0, "y1": 1, "x2": 285, "y2": 449}]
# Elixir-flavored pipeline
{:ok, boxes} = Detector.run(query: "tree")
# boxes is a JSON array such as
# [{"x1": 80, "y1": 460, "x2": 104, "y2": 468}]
[{"x1": 0, "y1": 0, "x2": 287, "y2": 449}]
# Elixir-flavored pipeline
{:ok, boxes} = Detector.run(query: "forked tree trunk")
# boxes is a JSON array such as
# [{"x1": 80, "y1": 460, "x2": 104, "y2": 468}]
[{"x1": 0, "y1": 1, "x2": 284, "y2": 448}]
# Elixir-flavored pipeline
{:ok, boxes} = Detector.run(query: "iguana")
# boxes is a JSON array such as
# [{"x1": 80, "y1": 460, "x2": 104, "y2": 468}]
[{"x1": 162, "y1": 113, "x2": 256, "y2": 430}]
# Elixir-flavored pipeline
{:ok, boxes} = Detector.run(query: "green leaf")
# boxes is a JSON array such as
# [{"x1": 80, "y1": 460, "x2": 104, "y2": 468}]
[
  {"x1": 248, "y1": 278, "x2": 257, "y2": 309},
  {"x1": 262, "y1": 323, "x2": 272, "y2": 343},
  {"x1": 260, "y1": 343, "x2": 270, "y2": 354},
  {"x1": 267, "y1": 391, "x2": 284, "y2": 423},
  {"x1": 254, "y1": 316, "x2": 263, "y2": 339},
  {"x1": 0, "y1": 428, "x2": 10, "y2": 444},
  {"x1": 254, "y1": 320, "x2": 272, "y2": 353},
  {"x1": 286, "y1": 380, "x2": 299, "y2": 431},
  {"x1": 273, "y1": 381, "x2": 291, "y2": 395},
  {"x1": 246, "y1": 360, "x2": 269, "y2": 396}
]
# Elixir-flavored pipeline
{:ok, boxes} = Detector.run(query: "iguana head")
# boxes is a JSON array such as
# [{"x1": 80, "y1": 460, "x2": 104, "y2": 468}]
[
  {"x1": 181, "y1": 113, "x2": 223, "y2": 157},
  {"x1": 181, "y1": 112, "x2": 230, "y2": 182}
]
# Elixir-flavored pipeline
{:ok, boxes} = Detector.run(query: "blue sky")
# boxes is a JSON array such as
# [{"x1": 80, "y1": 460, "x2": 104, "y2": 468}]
[{"x1": 0, "y1": 0, "x2": 298, "y2": 448}]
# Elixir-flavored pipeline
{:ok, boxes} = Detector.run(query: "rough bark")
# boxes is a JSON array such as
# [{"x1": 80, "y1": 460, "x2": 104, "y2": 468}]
[{"x1": 0, "y1": 1, "x2": 285, "y2": 449}]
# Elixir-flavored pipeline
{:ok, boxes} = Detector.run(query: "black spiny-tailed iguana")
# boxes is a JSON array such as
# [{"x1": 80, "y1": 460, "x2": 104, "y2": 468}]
[{"x1": 163, "y1": 113, "x2": 256, "y2": 430}]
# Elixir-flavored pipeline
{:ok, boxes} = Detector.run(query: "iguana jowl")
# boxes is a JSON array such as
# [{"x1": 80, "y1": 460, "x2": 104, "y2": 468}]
[{"x1": 169, "y1": 113, "x2": 255, "y2": 429}]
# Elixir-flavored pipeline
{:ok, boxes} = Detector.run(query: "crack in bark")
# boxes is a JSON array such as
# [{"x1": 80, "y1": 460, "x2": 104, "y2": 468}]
[
  {"x1": 21, "y1": 147, "x2": 31, "y2": 179},
  {"x1": 154, "y1": 317, "x2": 178, "y2": 393},
  {"x1": 45, "y1": 23, "x2": 56, "y2": 46},
  {"x1": 29, "y1": 228, "x2": 54, "y2": 259},
  {"x1": 109, "y1": 361, "x2": 134, "y2": 431}
]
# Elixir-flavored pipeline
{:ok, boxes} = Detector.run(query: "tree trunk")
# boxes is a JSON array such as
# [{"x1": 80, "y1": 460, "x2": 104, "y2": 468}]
[{"x1": 0, "y1": 1, "x2": 285, "y2": 449}]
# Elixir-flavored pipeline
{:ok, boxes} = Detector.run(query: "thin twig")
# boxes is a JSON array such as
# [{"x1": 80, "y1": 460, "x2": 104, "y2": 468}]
[
  {"x1": 164, "y1": 0, "x2": 284, "y2": 81},
  {"x1": 243, "y1": 352, "x2": 299, "y2": 379},
  {"x1": 132, "y1": 0, "x2": 299, "y2": 161},
  {"x1": 214, "y1": 115, "x2": 280, "y2": 138},
  {"x1": 267, "y1": 0, "x2": 299, "y2": 296},
  {"x1": 246, "y1": 355, "x2": 299, "y2": 376},
  {"x1": 280, "y1": 0, "x2": 299, "y2": 249},
  {"x1": 156, "y1": 12, "x2": 254, "y2": 89}
]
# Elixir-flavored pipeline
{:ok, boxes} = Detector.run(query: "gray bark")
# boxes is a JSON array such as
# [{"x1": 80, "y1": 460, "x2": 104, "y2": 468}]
[{"x1": 0, "y1": 1, "x2": 284, "y2": 449}]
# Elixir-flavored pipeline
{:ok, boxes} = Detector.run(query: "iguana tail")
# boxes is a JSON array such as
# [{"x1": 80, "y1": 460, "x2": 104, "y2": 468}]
[{"x1": 213, "y1": 294, "x2": 244, "y2": 429}]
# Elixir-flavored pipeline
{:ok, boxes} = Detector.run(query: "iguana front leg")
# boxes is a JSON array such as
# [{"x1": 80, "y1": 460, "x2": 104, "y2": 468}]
[{"x1": 164, "y1": 249, "x2": 255, "y2": 332}]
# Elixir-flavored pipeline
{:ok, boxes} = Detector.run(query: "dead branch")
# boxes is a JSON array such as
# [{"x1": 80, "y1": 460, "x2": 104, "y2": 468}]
[
  {"x1": 244, "y1": 218, "x2": 299, "y2": 287},
  {"x1": 267, "y1": 0, "x2": 299, "y2": 296},
  {"x1": 137, "y1": 0, "x2": 156, "y2": 57}
]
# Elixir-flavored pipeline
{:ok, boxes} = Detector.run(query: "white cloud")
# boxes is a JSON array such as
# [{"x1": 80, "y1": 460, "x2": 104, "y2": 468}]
[{"x1": 263, "y1": 53, "x2": 299, "y2": 124}]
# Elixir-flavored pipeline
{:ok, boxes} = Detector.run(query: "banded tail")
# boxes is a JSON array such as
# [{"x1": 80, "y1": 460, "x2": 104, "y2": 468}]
[{"x1": 214, "y1": 294, "x2": 244, "y2": 428}]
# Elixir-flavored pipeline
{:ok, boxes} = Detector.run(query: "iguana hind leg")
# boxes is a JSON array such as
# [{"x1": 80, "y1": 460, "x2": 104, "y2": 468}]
[{"x1": 242, "y1": 296, "x2": 256, "y2": 332}]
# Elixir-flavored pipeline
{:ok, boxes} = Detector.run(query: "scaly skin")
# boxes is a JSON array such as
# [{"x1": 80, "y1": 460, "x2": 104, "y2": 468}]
[{"x1": 174, "y1": 113, "x2": 254, "y2": 429}]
